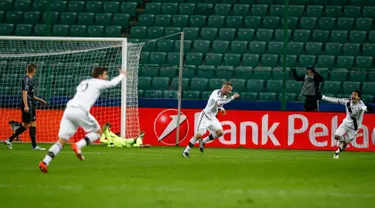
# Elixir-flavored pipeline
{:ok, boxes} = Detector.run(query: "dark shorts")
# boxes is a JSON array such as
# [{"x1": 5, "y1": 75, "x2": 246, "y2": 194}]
[
  {"x1": 304, "y1": 96, "x2": 318, "y2": 112},
  {"x1": 21, "y1": 107, "x2": 36, "y2": 123}
]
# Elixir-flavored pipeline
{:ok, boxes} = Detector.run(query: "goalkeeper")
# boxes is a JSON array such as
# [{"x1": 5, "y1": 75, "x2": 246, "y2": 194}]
[{"x1": 100, "y1": 122, "x2": 150, "y2": 148}]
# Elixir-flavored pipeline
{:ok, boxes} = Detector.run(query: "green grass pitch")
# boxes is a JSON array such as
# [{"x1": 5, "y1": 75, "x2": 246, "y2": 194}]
[{"x1": 0, "y1": 144, "x2": 374, "y2": 208}]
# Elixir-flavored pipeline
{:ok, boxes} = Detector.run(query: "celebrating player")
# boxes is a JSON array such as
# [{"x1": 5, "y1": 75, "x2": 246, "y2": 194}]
[
  {"x1": 182, "y1": 81, "x2": 240, "y2": 158},
  {"x1": 4, "y1": 64, "x2": 47, "y2": 150},
  {"x1": 100, "y1": 122, "x2": 150, "y2": 148},
  {"x1": 317, "y1": 90, "x2": 367, "y2": 159},
  {"x1": 38, "y1": 67, "x2": 126, "y2": 173}
]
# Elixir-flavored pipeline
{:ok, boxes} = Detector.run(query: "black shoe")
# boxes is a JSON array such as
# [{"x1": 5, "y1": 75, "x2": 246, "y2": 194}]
[
  {"x1": 182, "y1": 152, "x2": 190, "y2": 158},
  {"x1": 199, "y1": 140, "x2": 204, "y2": 153}
]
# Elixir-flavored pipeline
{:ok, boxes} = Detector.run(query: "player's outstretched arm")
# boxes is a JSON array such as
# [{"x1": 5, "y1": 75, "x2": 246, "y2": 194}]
[
  {"x1": 33, "y1": 96, "x2": 47, "y2": 105},
  {"x1": 100, "y1": 70, "x2": 127, "y2": 89},
  {"x1": 320, "y1": 95, "x2": 348, "y2": 105},
  {"x1": 216, "y1": 93, "x2": 240, "y2": 105}
]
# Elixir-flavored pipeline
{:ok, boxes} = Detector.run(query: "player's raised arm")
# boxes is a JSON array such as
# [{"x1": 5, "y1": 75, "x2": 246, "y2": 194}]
[
  {"x1": 320, "y1": 95, "x2": 348, "y2": 105},
  {"x1": 97, "y1": 68, "x2": 127, "y2": 89}
]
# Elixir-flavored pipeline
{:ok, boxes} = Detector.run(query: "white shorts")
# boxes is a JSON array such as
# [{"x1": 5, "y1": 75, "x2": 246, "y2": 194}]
[
  {"x1": 335, "y1": 123, "x2": 358, "y2": 143},
  {"x1": 196, "y1": 112, "x2": 223, "y2": 136},
  {"x1": 58, "y1": 107, "x2": 100, "y2": 140}
]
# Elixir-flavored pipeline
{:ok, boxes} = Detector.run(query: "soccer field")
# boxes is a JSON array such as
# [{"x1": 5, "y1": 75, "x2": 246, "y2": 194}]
[{"x1": 0, "y1": 144, "x2": 374, "y2": 208}]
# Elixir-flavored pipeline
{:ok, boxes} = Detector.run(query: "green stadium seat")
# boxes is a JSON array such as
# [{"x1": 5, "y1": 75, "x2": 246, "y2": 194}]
[
  {"x1": 237, "y1": 28, "x2": 255, "y2": 41},
  {"x1": 274, "y1": 29, "x2": 292, "y2": 41},
  {"x1": 324, "y1": 43, "x2": 342, "y2": 56},
  {"x1": 171, "y1": 77, "x2": 189, "y2": 90},
  {"x1": 214, "y1": 4, "x2": 230, "y2": 16},
  {"x1": 241, "y1": 92, "x2": 258, "y2": 100},
  {"x1": 0, "y1": 11, "x2": 4, "y2": 23},
  {"x1": 369, "y1": 71, "x2": 375, "y2": 82},
  {"x1": 307, "y1": 5, "x2": 323, "y2": 17},
  {"x1": 138, "y1": 77, "x2": 152, "y2": 90},
  {"x1": 281, "y1": 17, "x2": 299, "y2": 29},
  {"x1": 251, "y1": 4, "x2": 268, "y2": 17},
  {"x1": 164, "y1": 27, "x2": 182, "y2": 39},
  {"x1": 362, "y1": 95, "x2": 374, "y2": 104},
  {"x1": 172, "y1": 15, "x2": 188, "y2": 27},
  {"x1": 166, "y1": 52, "x2": 179, "y2": 65},
  {"x1": 69, "y1": 25, "x2": 86, "y2": 37},
  {"x1": 229, "y1": 79, "x2": 246, "y2": 92},
  {"x1": 95, "y1": 13, "x2": 112, "y2": 25},
  {"x1": 178, "y1": 3, "x2": 195, "y2": 15},
  {"x1": 103, "y1": 2, "x2": 119, "y2": 13},
  {"x1": 52, "y1": 1, "x2": 67, "y2": 12},
  {"x1": 207, "y1": 15, "x2": 225, "y2": 28},
  {"x1": 87, "y1": 25, "x2": 104, "y2": 37},
  {"x1": 113, "y1": 14, "x2": 130, "y2": 27},
  {"x1": 233, "y1": 4, "x2": 249, "y2": 16},
  {"x1": 311, "y1": 0, "x2": 328, "y2": 5},
  {"x1": 267, "y1": 41, "x2": 283, "y2": 54},
  {"x1": 33, "y1": 24, "x2": 49, "y2": 36},
  {"x1": 226, "y1": 16, "x2": 243, "y2": 28},
  {"x1": 200, "y1": 28, "x2": 218, "y2": 41},
  {"x1": 256, "y1": 29, "x2": 273, "y2": 42},
  {"x1": 362, "y1": 6, "x2": 375, "y2": 19},
  {"x1": 0, "y1": 0, "x2": 12, "y2": 11},
  {"x1": 201, "y1": 91, "x2": 213, "y2": 99},
  {"x1": 156, "y1": 40, "x2": 174, "y2": 52},
  {"x1": 337, "y1": 56, "x2": 354, "y2": 68},
  {"x1": 52, "y1": 24, "x2": 69, "y2": 36},
  {"x1": 212, "y1": 40, "x2": 229, "y2": 53},
  {"x1": 189, "y1": 15, "x2": 207, "y2": 28},
  {"x1": 60, "y1": 12, "x2": 77, "y2": 25},
  {"x1": 208, "y1": 78, "x2": 226, "y2": 90},
  {"x1": 223, "y1": 54, "x2": 241, "y2": 67},
  {"x1": 152, "y1": 77, "x2": 169, "y2": 90},
  {"x1": 253, "y1": 67, "x2": 272, "y2": 80},
  {"x1": 137, "y1": 90, "x2": 144, "y2": 98},
  {"x1": 6, "y1": 11, "x2": 23, "y2": 24},
  {"x1": 317, "y1": 55, "x2": 335, "y2": 68},
  {"x1": 355, "y1": 56, "x2": 373, "y2": 69},
  {"x1": 293, "y1": 30, "x2": 311, "y2": 42},
  {"x1": 195, "y1": 3, "x2": 214, "y2": 15},
  {"x1": 362, "y1": 82, "x2": 375, "y2": 95},
  {"x1": 105, "y1": 26, "x2": 121, "y2": 37},
  {"x1": 242, "y1": 54, "x2": 259, "y2": 67},
  {"x1": 192, "y1": 40, "x2": 211, "y2": 53},
  {"x1": 250, "y1": 41, "x2": 267, "y2": 54},
  {"x1": 323, "y1": 81, "x2": 341, "y2": 94},
  {"x1": 119, "y1": 2, "x2": 137, "y2": 15},
  {"x1": 315, "y1": 68, "x2": 330, "y2": 80},
  {"x1": 336, "y1": 18, "x2": 354, "y2": 30},
  {"x1": 246, "y1": 79, "x2": 264, "y2": 92},
  {"x1": 144, "y1": 3, "x2": 161, "y2": 14},
  {"x1": 159, "y1": 67, "x2": 176, "y2": 78},
  {"x1": 173, "y1": 40, "x2": 192, "y2": 52},
  {"x1": 183, "y1": 27, "x2": 199, "y2": 40},
  {"x1": 330, "y1": 69, "x2": 348, "y2": 81},
  {"x1": 258, "y1": 92, "x2": 277, "y2": 101},
  {"x1": 230, "y1": 41, "x2": 248, "y2": 54},
  {"x1": 245, "y1": 16, "x2": 261, "y2": 29},
  {"x1": 183, "y1": 91, "x2": 201, "y2": 99},
  {"x1": 149, "y1": 52, "x2": 167, "y2": 65},
  {"x1": 324, "y1": 5, "x2": 342, "y2": 18},
  {"x1": 330, "y1": 30, "x2": 348, "y2": 43},
  {"x1": 370, "y1": 31, "x2": 375, "y2": 43},
  {"x1": 85, "y1": 1, "x2": 102, "y2": 13},
  {"x1": 234, "y1": 66, "x2": 252, "y2": 79},
  {"x1": 216, "y1": 66, "x2": 234, "y2": 78},
  {"x1": 186, "y1": 53, "x2": 204, "y2": 66},
  {"x1": 23, "y1": 11, "x2": 41, "y2": 24},
  {"x1": 144, "y1": 90, "x2": 162, "y2": 98},
  {"x1": 349, "y1": 31, "x2": 367, "y2": 44},
  {"x1": 77, "y1": 13, "x2": 94, "y2": 25},
  {"x1": 143, "y1": 41, "x2": 156, "y2": 52},
  {"x1": 344, "y1": 6, "x2": 361, "y2": 18},
  {"x1": 190, "y1": 78, "x2": 208, "y2": 91},
  {"x1": 138, "y1": 14, "x2": 155, "y2": 26},
  {"x1": 272, "y1": 67, "x2": 290, "y2": 80},
  {"x1": 342, "y1": 81, "x2": 360, "y2": 94},
  {"x1": 130, "y1": 26, "x2": 147, "y2": 39},
  {"x1": 140, "y1": 66, "x2": 158, "y2": 77},
  {"x1": 305, "y1": 42, "x2": 322, "y2": 55},
  {"x1": 154, "y1": 14, "x2": 171, "y2": 27},
  {"x1": 355, "y1": 18, "x2": 372, "y2": 31},
  {"x1": 269, "y1": 5, "x2": 284, "y2": 17},
  {"x1": 318, "y1": 17, "x2": 336, "y2": 30},
  {"x1": 312, "y1": 30, "x2": 329, "y2": 43},
  {"x1": 261, "y1": 54, "x2": 279, "y2": 67},
  {"x1": 287, "y1": 42, "x2": 304, "y2": 55},
  {"x1": 68, "y1": 1, "x2": 85, "y2": 12},
  {"x1": 32, "y1": 0, "x2": 48, "y2": 12},
  {"x1": 279, "y1": 93, "x2": 297, "y2": 102},
  {"x1": 162, "y1": 3, "x2": 178, "y2": 15},
  {"x1": 205, "y1": 53, "x2": 223, "y2": 66},
  {"x1": 349, "y1": 0, "x2": 366, "y2": 6},
  {"x1": 363, "y1": 44, "x2": 375, "y2": 57},
  {"x1": 42, "y1": 12, "x2": 60, "y2": 24},
  {"x1": 299, "y1": 55, "x2": 317, "y2": 67},
  {"x1": 348, "y1": 70, "x2": 367, "y2": 82},
  {"x1": 280, "y1": 55, "x2": 297, "y2": 68},
  {"x1": 218, "y1": 28, "x2": 235, "y2": 41},
  {"x1": 15, "y1": 24, "x2": 33, "y2": 36},
  {"x1": 147, "y1": 27, "x2": 164, "y2": 39},
  {"x1": 262, "y1": 16, "x2": 280, "y2": 29},
  {"x1": 343, "y1": 43, "x2": 360, "y2": 56},
  {"x1": 162, "y1": 90, "x2": 177, "y2": 99},
  {"x1": 289, "y1": 5, "x2": 305, "y2": 17},
  {"x1": 286, "y1": 80, "x2": 303, "y2": 94},
  {"x1": 300, "y1": 17, "x2": 317, "y2": 30}
]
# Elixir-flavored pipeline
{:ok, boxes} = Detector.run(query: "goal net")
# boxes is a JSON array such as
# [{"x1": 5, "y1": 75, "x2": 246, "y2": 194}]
[{"x1": 0, "y1": 36, "x2": 144, "y2": 143}]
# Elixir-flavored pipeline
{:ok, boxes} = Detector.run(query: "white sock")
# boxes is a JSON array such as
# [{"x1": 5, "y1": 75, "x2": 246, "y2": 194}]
[
  {"x1": 184, "y1": 137, "x2": 198, "y2": 153},
  {"x1": 335, "y1": 143, "x2": 346, "y2": 154},
  {"x1": 43, "y1": 142, "x2": 63, "y2": 165},
  {"x1": 76, "y1": 132, "x2": 101, "y2": 148}
]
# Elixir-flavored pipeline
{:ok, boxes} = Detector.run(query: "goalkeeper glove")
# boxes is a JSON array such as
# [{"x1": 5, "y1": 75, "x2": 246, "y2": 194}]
[{"x1": 109, "y1": 142, "x2": 114, "y2": 148}]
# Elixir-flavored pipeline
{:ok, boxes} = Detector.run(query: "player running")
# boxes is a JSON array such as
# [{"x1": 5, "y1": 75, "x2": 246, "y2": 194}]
[
  {"x1": 182, "y1": 81, "x2": 240, "y2": 158},
  {"x1": 99, "y1": 122, "x2": 150, "y2": 148},
  {"x1": 4, "y1": 64, "x2": 47, "y2": 150},
  {"x1": 39, "y1": 67, "x2": 126, "y2": 173},
  {"x1": 317, "y1": 90, "x2": 367, "y2": 159}
]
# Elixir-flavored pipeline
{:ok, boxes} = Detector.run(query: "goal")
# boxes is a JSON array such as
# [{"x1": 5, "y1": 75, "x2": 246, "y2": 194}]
[{"x1": 0, "y1": 36, "x2": 144, "y2": 143}]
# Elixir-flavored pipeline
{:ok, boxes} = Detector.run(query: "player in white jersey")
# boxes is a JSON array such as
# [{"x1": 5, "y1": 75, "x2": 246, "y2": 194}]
[
  {"x1": 182, "y1": 81, "x2": 240, "y2": 158},
  {"x1": 38, "y1": 67, "x2": 126, "y2": 173},
  {"x1": 317, "y1": 90, "x2": 367, "y2": 159}
]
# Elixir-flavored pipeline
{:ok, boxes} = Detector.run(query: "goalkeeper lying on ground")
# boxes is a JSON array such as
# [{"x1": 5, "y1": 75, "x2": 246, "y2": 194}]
[{"x1": 99, "y1": 122, "x2": 150, "y2": 148}]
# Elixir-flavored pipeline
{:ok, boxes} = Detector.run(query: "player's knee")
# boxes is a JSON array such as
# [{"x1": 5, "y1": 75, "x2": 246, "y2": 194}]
[
  {"x1": 216, "y1": 130, "x2": 224, "y2": 137},
  {"x1": 195, "y1": 134, "x2": 203, "y2": 139},
  {"x1": 334, "y1": 135, "x2": 341, "y2": 140},
  {"x1": 58, "y1": 138, "x2": 67, "y2": 146},
  {"x1": 22, "y1": 123, "x2": 30, "y2": 129},
  {"x1": 96, "y1": 129, "x2": 102, "y2": 136}
]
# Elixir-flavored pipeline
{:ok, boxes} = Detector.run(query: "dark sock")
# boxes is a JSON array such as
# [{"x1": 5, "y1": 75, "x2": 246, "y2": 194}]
[
  {"x1": 9, "y1": 126, "x2": 27, "y2": 142},
  {"x1": 84, "y1": 137, "x2": 91, "y2": 146},
  {"x1": 209, "y1": 134, "x2": 214, "y2": 141},
  {"x1": 30, "y1": 126, "x2": 37, "y2": 148}
]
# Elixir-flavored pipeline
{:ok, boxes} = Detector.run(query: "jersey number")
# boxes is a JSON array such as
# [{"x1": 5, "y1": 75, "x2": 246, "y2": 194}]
[{"x1": 78, "y1": 83, "x2": 89, "y2": 92}]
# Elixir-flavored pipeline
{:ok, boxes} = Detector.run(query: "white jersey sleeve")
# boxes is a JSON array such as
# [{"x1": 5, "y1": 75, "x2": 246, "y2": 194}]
[
  {"x1": 203, "y1": 90, "x2": 234, "y2": 119},
  {"x1": 322, "y1": 95, "x2": 349, "y2": 105},
  {"x1": 98, "y1": 74, "x2": 125, "y2": 90}
]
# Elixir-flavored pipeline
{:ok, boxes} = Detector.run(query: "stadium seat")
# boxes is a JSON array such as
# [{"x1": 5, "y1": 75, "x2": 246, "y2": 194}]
[
  {"x1": 317, "y1": 55, "x2": 335, "y2": 68},
  {"x1": 214, "y1": 4, "x2": 230, "y2": 16},
  {"x1": 234, "y1": 66, "x2": 252, "y2": 79},
  {"x1": 258, "y1": 92, "x2": 277, "y2": 101},
  {"x1": 87, "y1": 25, "x2": 104, "y2": 37},
  {"x1": 349, "y1": 31, "x2": 366, "y2": 44},
  {"x1": 216, "y1": 66, "x2": 234, "y2": 78},
  {"x1": 251, "y1": 4, "x2": 268, "y2": 17},
  {"x1": 226, "y1": 16, "x2": 243, "y2": 29},
  {"x1": 363, "y1": 44, "x2": 375, "y2": 57},
  {"x1": 355, "y1": 18, "x2": 372, "y2": 31},
  {"x1": 233, "y1": 4, "x2": 250, "y2": 16},
  {"x1": 138, "y1": 14, "x2": 155, "y2": 26},
  {"x1": 237, "y1": 28, "x2": 255, "y2": 41},
  {"x1": 103, "y1": 2, "x2": 119, "y2": 13},
  {"x1": 152, "y1": 77, "x2": 169, "y2": 90},
  {"x1": 337, "y1": 56, "x2": 354, "y2": 69},
  {"x1": 197, "y1": 66, "x2": 214, "y2": 78},
  {"x1": 255, "y1": 29, "x2": 273, "y2": 42},
  {"x1": 218, "y1": 28, "x2": 236, "y2": 41},
  {"x1": 293, "y1": 30, "x2": 311, "y2": 42},
  {"x1": 344, "y1": 6, "x2": 361, "y2": 18},
  {"x1": 68, "y1": 1, "x2": 85, "y2": 12},
  {"x1": 289, "y1": 5, "x2": 304, "y2": 17},
  {"x1": 229, "y1": 79, "x2": 246, "y2": 92},
  {"x1": 190, "y1": 78, "x2": 208, "y2": 91},
  {"x1": 6, "y1": 11, "x2": 23, "y2": 24},
  {"x1": 113, "y1": 14, "x2": 130, "y2": 27},
  {"x1": 362, "y1": 6, "x2": 375, "y2": 19},
  {"x1": 166, "y1": 52, "x2": 179, "y2": 65},
  {"x1": 330, "y1": 30, "x2": 348, "y2": 43},
  {"x1": 245, "y1": 16, "x2": 261, "y2": 29},
  {"x1": 267, "y1": 80, "x2": 283, "y2": 93},
  {"x1": 173, "y1": 40, "x2": 192, "y2": 52},
  {"x1": 192, "y1": 40, "x2": 211, "y2": 53},
  {"x1": 299, "y1": 55, "x2": 317, "y2": 67},
  {"x1": 33, "y1": 24, "x2": 49, "y2": 36},
  {"x1": 23, "y1": 11, "x2": 41, "y2": 24},
  {"x1": 196, "y1": 3, "x2": 214, "y2": 15},
  {"x1": 261, "y1": 54, "x2": 279, "y2": 67},
  {"x1": 183, "y1": 27, "x2": 199, "y2": 40},
  {"x1": 95, "y1": 13, "x2": 112, "y2": 25},
  {"x1": 42, "y1": 12, "x2": 60, "y2": 24},
  {"x1": 52, "y1": 1, "x2": 67, "y2": 12},
  {"x1": 149, "y1": 52, "x2": 167, "y2": 65},
  {"x1": 164, "y1": 27, "x2": 181, "y2": 39},
  {"x1": 362, "y1": 82, "x2": 375, "y2": 95},
  {"x1": 287, "y1": 42, "x2": 304, "y2": 55},
  {"x1": 274, "y1": 29, "x2": 292, "y2": 41},
  {"x1": 355, "y1": 56, "x2": 373, "y2": 69},
  {"x1": 324, "y1": 5, "x2": 342, "y2": 18},
  {"x1": 343, "y1": 43, "x2": 361, "y2": 56},
  {"x1": 144, "y1": 3, "x2": 161, "y2": 14},
  {"x1": 311, "y1": 0, "x2": 328, "y2": 5},
  {"x1": 349, "y1": 0, "x2": 366, "y2": 6},
  {"x1": 119, "y1": 2, "x2": 137, "y2": 15},
  {"x1": 162, "y1": 3, "x2": 178, "y2": 15},
  {"x1": 318, "y1": 17, "x2": 336, "y2": 30},
  {"x1": 280, "y1": 55, "x2": 298, "y2": 68},
  {"x1": 186, "y1": 53, "x2": 204, "y2": 66},
  {"x1": 336, "y1": 18, "x2": 354, "y2": 30},
  {"x1": 230, "y1": 41, "x2": 248, "y2": 54},
  {"x1": 267, "y1": 41, "x2": 283, "y2": 54},
  {"x1": 204, "y1": 53, "x2": 223, "y2": 66},
  {"x1": 60, "y1": 12, "x2": 77, "y2": 25},
  {"x1": 144, "y1": 90, "x2": 162, "y2": 98},
  {"x1": 342, "y1": 81, "x2": 360, "y2": 94},
  {"x1": 171, "y1": 15, "x2": 188, "y2": 27},
  {"x1": 241, "y1": 92, "x2": 258, "y2": 101},
  {"x1": 141, "y1": 65, "x2": 158, "y2": 77},
  {"x1": 171, "y1": 78, "x2": 189, "y2": 90},
  {"x1": 52, "y1": 25, "x2": 69, "y2": 36},
  {"x1": 211, "y1": 40, "x2": 229, "y2": 53},
  {"x1": 246, "y1": 79, "x2": 265, "y2": 92},
  {"x1": 69, "y1": 25, "x2": 86, "y2": 37},
  {"x1": 253, "y1": 67, "x2": 272, "y2": 80},
  {"x1": 242, "y1": 54, "x2": 259, "y2": 67},
  {"x1": 348, "y1": 70, "x2": 367, "y2": 82},
  {"x1": 272, "y1": 68, "x2": 289, "y2": 80},
  {"x1": 262, "y1": 16, "x2": 280, "y2": 29},
  {"x1": 312, "y1": 30, "x2": 329, "y2": 43},
  {"x1": 77, "y1": 13, "x2": 95, "y2": 25},
  {"x1": 324, "y1": 43, "x2": 342, "y2": 56},
  {"x1": 300, "y1": 17, "x2": 317, "y2": 30},
  {"x1": 178, "y1": 3, "x2": 195, "y2": 15},
  {"x1": 207, "y1": 15, "x2": 225, "y2": 28},
  {"x1": 130, "y1": 26, "x2": 147, "y2": 39},
  {"x1": 156, "y1": 40, "x2": 174, "y2": 52},
  {"x1": 162, "y1": 90, "x2": 177, "y2": 99},
  {"x1": 306, "y1": 5, "x2": 324, "y2": 17},
  {"x1": 138, "y1": 77, "x2": 152, "y2": 90},
  {"x1": 200, "y1": 28, "x2": 218, "y2": 41},
  {"x1": 269, "y1": 5, "x2": 284, "y2": 17},
  {"x1": 280, "y1": 93, "x2": 297, "y2": 102},
  {"x1": 85, "y1": 1, "x2": 102, "y2": 13},
  {"x1": 105, "y1": 26, "x2": 121, "y2": 37},
  {"x1": 330, "y1": 69, "x2": 348, "y2": 81},
  {"x1": 281, "y1": 17, "x2": 298, "y2": 29},
  {"x1": 249, "y1": 41, "x2": 267, "y2": 54},
  {"x1": 0, "y1": 0, "x2": 13, "y2": 11},
  {"x1": 15, "y1": 24, "x2": 33, "y2": 36},
  {"x1": 286, "y1": 80, "x2": 303, "y2": 94},
  {"x1": 147, "y1": 27, "x2": 164, "y2": 39},
  {"x1": 154, "y1": 15, "x2": 171, "y2": 27},
  {"x1": 32, "y1": 0, "x2": 48, "y2": 12},
  {"x1": 305, "y1": 42, "x2": 323, "y2": 55},
  {"x1": 323, "y1": 81, "x2": 341, "y2": 94},
  {"x1": 369, "y1": 31, "x2": 375, "y2": 43},
  {"x1": 223, "y1": 54, "x2": 241, "y2": 67},
  {"x1": 208, "y1": 78, "x2": 226, "y2": 90},
  {"x1": 189, "y1": 15, "x2": 207, "y2": 28},
  {"x1": 183, "y1": 91, "x2": 201, "y2": 99}
]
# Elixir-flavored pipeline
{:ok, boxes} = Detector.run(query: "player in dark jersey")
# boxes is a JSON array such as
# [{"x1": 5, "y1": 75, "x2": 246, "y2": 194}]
[{"x1": 4, "y1": 64, "x2": 47, "y2": 150}]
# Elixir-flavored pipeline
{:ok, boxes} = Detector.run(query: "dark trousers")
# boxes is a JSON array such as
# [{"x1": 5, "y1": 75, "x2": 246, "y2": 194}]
[{"x1": 304, "y1": 96, "x2": 319, "y2": 112}]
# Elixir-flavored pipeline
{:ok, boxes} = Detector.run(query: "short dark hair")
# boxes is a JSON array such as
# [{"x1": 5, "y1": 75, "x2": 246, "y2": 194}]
[
  {"x1": 223, "y1": 81, "x2": 233, "y2": 86},
  {"x1": 353, "y1": 90, "x2": 362, "y2": 98},
  {"x1": 27, "y1": 64, "x2": 36, "y2": 73},
  {"x1": 92, "y1": 66, "x2": 108, "y2": 78}
]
